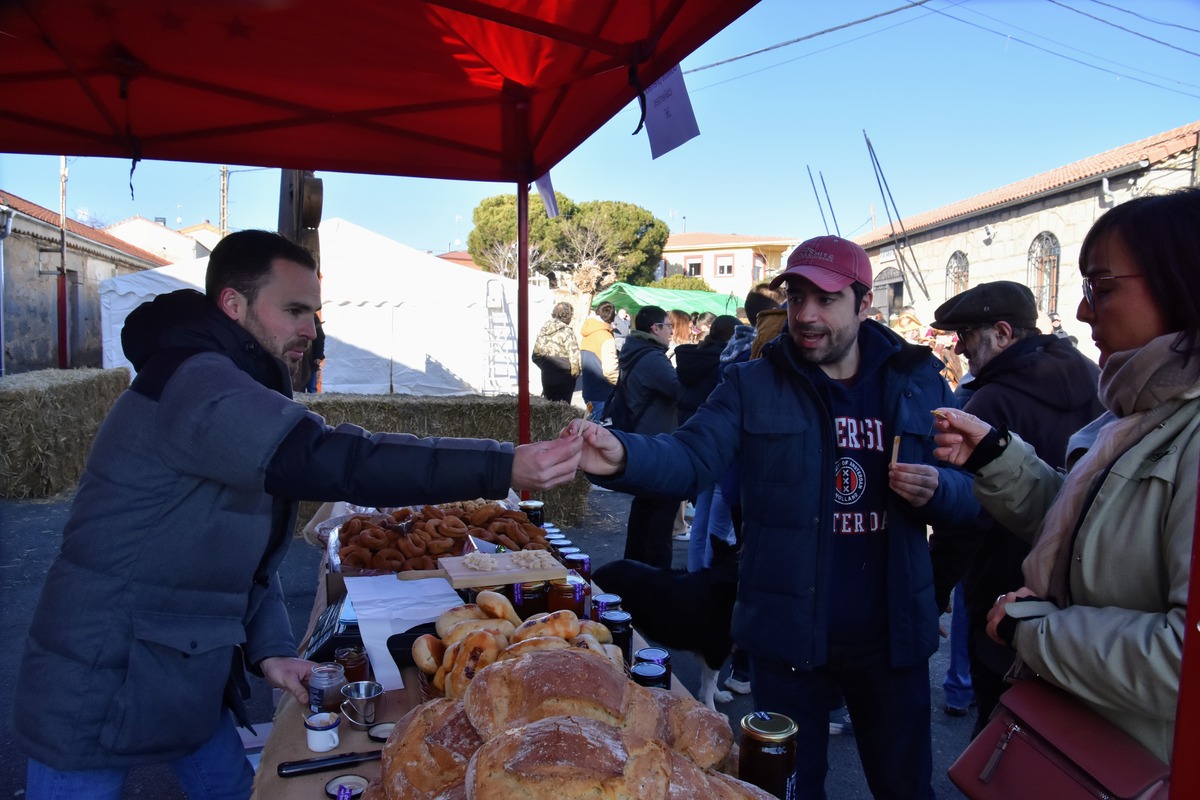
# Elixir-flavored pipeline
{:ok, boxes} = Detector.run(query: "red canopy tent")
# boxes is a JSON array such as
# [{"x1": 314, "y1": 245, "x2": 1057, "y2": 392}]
[{"x1": 0, "y1": 0, "x2": 760, "y2": 442}]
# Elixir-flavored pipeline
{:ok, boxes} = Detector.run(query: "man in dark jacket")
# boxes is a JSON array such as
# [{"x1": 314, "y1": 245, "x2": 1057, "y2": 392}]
[
  {"x1": 16, "y1": 230, "x2": 582, "y2": 798},
  {"x1": 567, "y1": 236, "x2": 977, "y2": 800},
  {"x1": 927, "y1": 281, "x2": 1104, "y2": 734},
  {"x1": 617, "y1": 304, "x2": 683, "y2": 567}
]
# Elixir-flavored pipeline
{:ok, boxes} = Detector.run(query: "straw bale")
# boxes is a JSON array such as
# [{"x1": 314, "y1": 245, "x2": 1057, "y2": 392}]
[
  {"x1": 294, "y1": 394, "x2": 591, "y2": 530},
  {"x1": 0, "y1": 368, "x2": 130, "y2": 499}
]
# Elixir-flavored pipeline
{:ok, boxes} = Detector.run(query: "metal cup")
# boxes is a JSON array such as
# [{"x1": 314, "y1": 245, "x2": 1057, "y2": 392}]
[{"x1": 340, "y1": 680, "x2": 383, "y2": 729}]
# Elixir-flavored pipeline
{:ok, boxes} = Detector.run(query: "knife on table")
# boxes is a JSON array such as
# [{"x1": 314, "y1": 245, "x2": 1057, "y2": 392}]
[{"x1": 277, "y1": 750, "x2": 382, "y2": 777}]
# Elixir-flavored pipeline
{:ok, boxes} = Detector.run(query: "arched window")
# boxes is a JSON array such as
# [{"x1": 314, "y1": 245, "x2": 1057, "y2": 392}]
[
  {"x1": 1027, "y1": 232, "x2": 1061, "y2": 313},
  {"x1": 946, "y1": 251, "x2": 969, "y2": 298}
]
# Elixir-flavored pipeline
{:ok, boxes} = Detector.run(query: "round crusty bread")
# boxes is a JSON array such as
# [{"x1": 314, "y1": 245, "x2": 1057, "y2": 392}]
[
  {"x1": 645, "y1": 688, "x2": 734, "y2": 770},
  {"x1": 462, "y1": 649, "x2": 661, "y2": 743},
  {"x1": 464, "y1": 715, "x2": 672, "y2": 800},
  {"x1": 664, "y1": 748, "x2": 778, "y2": 800},
  {"x1": 379, "y1": 698, "x2": 482, "y2": 800}
]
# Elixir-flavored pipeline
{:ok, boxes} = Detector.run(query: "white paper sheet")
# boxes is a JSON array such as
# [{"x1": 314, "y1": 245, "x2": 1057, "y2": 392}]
[{"x1": 344, "y1": 574, "x2": 462, "y2": 691}]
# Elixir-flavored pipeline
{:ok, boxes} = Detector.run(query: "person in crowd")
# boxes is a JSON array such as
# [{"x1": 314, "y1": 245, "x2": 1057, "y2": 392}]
[
  {"x1": 933, "y1": 187, "x2": 1200, "y2": 764},
  {"x1": 532, "y1": 301, "x2": 581, "y2": 403},
  {"x1": 565, "y1": 236, "x2": 977, "y2": 799},
  {"x1": 617, "y1": 304, "x2": 683, "y2": 568},
  {"x1": 612, "y1": 307, "x2": 632, "y2": 348},
  {"x1": 1048, "y1": 311, "x2": 1070, "y2": 340},
  {"x1": 14, "y1": 230, "x2": 583, "y2": 799},
  {"x1": 580, "y1": 301, "x2": 619, "y2": 421},
  {"x1": 674, "y1": 315, "x2": 740, "y2": 571},
  {"x1": 926, "y1": 280, "x2": 1104, "y2": 731},
  {"x1": 665, "y1": 308, "x2": 697, "y2": 538}
]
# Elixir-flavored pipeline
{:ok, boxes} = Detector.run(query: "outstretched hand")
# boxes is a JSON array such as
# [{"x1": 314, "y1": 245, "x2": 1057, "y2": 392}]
[
  {"x1": 511, "y1": 435, "x2": 583, "y2": 491},
  {"x1": 561, "y1": 419, "x2": 627, "y2": 477},
  {"x1": 261, "y1": 656, "x2": 315, "y2": 706},
  {"x1": 888, "y1": 462, "x2": 938, "y2": 507},
  {"x1": 931, "y1": 408, "x2": 992, "y2": 466}
]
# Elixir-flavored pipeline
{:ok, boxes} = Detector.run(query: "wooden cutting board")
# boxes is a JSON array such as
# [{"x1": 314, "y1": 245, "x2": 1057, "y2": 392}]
[{"x1": 402, "y1": 553, "x2": 567, "y2": 589}]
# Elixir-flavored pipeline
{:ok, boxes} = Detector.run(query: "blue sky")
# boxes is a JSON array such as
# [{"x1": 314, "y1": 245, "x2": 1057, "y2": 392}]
[{"x1": 2, "y1": 0, "x2": 1197, "y2": 254}]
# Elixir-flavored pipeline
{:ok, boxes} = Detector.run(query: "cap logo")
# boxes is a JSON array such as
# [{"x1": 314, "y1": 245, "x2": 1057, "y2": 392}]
[{"x1": 795, "y1": 246, "x2": 836, "y2": 264}]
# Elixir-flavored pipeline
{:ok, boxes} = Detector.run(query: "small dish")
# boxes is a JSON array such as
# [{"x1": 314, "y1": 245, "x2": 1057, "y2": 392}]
[
  {"x1": 368, "y1": 722, "x2": 395, "y2": 742},
  {"x1": 325, "y1": 773, "x2": 369, "y2": 798}
]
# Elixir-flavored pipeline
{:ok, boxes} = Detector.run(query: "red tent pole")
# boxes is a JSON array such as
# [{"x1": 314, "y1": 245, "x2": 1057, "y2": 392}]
[
  {"x1": 516, "y1": 180, "x2": 531, "y2": 446},
  {"x1": 1171, "y1": 460, "x2": 1200, "y2": 796}
]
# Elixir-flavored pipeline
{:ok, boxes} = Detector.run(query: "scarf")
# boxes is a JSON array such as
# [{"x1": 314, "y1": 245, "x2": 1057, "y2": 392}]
[{"x1": 1023, "y1": 333, "x2": 1200, "y2": 605}]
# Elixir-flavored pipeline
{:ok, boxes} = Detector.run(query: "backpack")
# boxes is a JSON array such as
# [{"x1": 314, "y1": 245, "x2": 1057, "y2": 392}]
[{"x1": 601, "y1": 347, "x2": 655, "y2": 431}]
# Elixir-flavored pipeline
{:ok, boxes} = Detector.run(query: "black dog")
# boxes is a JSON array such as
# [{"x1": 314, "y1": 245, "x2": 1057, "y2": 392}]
[{"x1": 592, "y1": 536, "x2": 739, "y2": 709}]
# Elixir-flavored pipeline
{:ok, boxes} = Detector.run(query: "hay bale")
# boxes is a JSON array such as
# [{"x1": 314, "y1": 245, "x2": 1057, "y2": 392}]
[
  {"x1": 0, "y1": 368, "x2": 130, "y2": 499},
  {"x1": 295, "y1": 394, "x2": 590, "y2": 527}
]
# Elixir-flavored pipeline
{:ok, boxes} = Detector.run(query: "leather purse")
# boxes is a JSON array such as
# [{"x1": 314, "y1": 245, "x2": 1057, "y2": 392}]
[{"x1": 948, "y1": 678, "x2": 1170, "y2": 800}]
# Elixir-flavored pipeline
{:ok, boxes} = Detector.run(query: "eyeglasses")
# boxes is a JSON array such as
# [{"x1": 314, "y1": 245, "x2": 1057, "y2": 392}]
[
  {"x1": 653, "y1": 322, "x2": 674, "y2": 330},
  {"x1": 1081, "y1": 274, "x2": 1143, "y2": 308}
]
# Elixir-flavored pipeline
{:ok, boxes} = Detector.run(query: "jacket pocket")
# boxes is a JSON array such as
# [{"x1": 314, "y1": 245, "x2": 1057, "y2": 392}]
[
  {"x1": 743, "y1": 411, "x2": 812, "y2": 485},
  {"x1": 100, "y1": 611, "x2": 246, "y2": 755}
]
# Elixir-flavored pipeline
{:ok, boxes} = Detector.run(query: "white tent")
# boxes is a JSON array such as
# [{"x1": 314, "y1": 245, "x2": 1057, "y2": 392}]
[{"x1": 100, "y1": 218, "x2": 554, "y2": 395}]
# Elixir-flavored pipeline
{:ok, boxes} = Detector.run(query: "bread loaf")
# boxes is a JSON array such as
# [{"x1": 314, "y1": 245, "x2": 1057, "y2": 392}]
[
  {"x1": 379, "y1": 698, "x2": 482, "y2": 800},
  {"x1": 462, "y1": 649, "x2": 658, "y2": 742},
  {"x1": 465, "y1": 715, "x2": 672, "y2": 800},
  {"x1": 646, "y1": 688, "x2": 734, "y2": 770}
]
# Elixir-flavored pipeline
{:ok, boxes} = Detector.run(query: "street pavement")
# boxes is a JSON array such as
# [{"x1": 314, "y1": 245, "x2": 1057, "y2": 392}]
[{"x1": 0, "y1": 487, "x2": 971, "y2": 798}]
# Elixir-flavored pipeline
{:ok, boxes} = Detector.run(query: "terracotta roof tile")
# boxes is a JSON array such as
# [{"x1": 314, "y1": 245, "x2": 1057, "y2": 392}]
[
  {"x1": 0, "y1": 189, "x2": 170, "y2": 266},
  {"x1": 854, "y1": 120, "x2": 1200, "y2": 248}
]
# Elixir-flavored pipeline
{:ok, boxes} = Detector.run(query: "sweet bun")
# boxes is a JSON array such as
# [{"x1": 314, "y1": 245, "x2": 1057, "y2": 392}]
[
  {"x1": 510, "y1": 609, "x2": 580, "y2": 643},
  {"x1": 441, "y1": 618, "x2": 514, "y2": 648},
  {"x1": 444, "y1": 630, "x2": 503, "y2": 700},
  {"x1": 475, "y1": 590, "x2": 522, "y2": 627},
  {"x1": 411, "y1": 634, "x2": 446, "y2": 675},
  {"x1": 578, "y1": 618, "x2": 613, "y2": 644},
  {"x1": 496, "y1": 635, "x2": 571, "y2": 661},
  {"x1": 435, "y1": 604, "x2": 489, "y2": 638}
]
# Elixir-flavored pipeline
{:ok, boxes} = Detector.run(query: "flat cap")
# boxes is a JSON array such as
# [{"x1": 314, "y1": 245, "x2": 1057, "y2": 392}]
[{"x1": 930, "y1": 281, "x2": 1038, "y2": 332}]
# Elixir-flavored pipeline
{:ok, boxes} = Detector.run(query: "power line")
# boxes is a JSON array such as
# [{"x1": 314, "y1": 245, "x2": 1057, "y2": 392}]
[
  {"x1": 1081, "y1": 0, "x2": 1200, "y2": 35},
  {"x1": 685, "y1": 0, "x2": 933, "y2": 74},
  {"x1": 1045, "y1": 0, "x2": 1200, "y2": 59}
]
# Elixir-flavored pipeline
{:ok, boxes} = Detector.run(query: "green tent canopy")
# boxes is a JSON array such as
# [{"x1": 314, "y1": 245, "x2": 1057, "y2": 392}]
[{"x1": 592, "y1": 283, "x2": 742, "y2": 318}]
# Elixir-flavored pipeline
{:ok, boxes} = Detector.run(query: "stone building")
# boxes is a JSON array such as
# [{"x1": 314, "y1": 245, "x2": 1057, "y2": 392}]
[
  {"x1": 0, "y1": 190, "x2": 168, "y2": 375},
  {"x1": 661, "y1": 232, "x2": 793, "y2": 299},
  {"x1": 851, "y1": 120, "x2": 1200, "y2": 365}
]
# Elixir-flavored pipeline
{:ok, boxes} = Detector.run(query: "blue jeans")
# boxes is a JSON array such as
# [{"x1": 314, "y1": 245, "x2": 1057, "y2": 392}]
[
  {"x1": 26, "y1": 709, "x2": 254, "y2": 800},
  {"x1": 942, "y1": 582, "x2": 974, "y2": 710},
  {"x1": 687, "y1": 484, "x2": 734, "y2": 572},
  {"x1": 751, "y1": 645, "x2": 934, "y2": 800}
]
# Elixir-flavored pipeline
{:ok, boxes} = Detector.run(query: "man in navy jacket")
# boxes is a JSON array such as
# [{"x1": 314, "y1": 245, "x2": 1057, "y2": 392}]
[{"x1": 566, "y1": 236, "x2": 976, "y2": 800}]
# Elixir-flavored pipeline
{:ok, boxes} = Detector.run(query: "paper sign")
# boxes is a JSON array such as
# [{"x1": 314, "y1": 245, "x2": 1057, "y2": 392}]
[
  {"x1": 644, "y1": 65, "x2": 700, "y2": 159},
  {"x1": 535, "y1": 173, "x2": 558, "y2": 218}
]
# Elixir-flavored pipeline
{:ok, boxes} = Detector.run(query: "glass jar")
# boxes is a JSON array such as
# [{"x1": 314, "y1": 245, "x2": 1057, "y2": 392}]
[
  {"x1": 308, "y1": 663, "x2": 347, "y2": 715},
  {"x1": 334, "y1": 645, "x2": 369, "y2": 684},
  {"x1": 549, "y1": 538, "x2": 574, "y2": 557},
  {"x1": 562, "y1": 552, "x2": 591, "y2": 583},
  {"x1": 739, "y1": 711, "x2": 798, "y2": 800},
  {"x1": 630, "y1": 661, "x2": 670, "y2": 689},
  {"x1": 518, "y1": 500, "x2": 545, "y2": 526},
  {"x1": 600, "y1": 610, "x2": 633, "y2": 665},
  {"x1": 633, "y1": 646, "x2": 671, "y2": 684},
  {"x1": 546, "y1": 577, "x2": 586, "y2": 617},
  {"x1": 512, "y1": 580, "x2": 548, "y2": 619},
  {"x1": 554, "y1": 546, "x2": 581, "y2": 565},
  {"x1": 590, "y1": 593, "x2": 622, "y2": 622}
]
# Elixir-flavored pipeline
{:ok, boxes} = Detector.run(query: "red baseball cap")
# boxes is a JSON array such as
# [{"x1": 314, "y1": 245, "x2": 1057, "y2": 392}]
[{"x1": 770, "y1": 236, "x2": 873, "y2": 293}]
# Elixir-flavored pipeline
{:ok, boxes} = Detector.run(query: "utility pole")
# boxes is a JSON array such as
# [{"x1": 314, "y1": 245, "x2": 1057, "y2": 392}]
[{"x1": 220, "y1": 165, "x2": 229, "y2": 237}]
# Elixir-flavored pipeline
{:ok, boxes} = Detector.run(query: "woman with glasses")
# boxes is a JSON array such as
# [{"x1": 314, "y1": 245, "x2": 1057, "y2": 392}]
[{"x1": 931, "y1": 186, "x2": 1200, "y2": 764}]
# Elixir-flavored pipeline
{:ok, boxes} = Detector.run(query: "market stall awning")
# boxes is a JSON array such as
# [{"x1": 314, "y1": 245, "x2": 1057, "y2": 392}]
[
  {"x1": 593, "y1": 282, "x2": 742, "y2": 318},
  {"x1": 0, "y1": 0, "x2": 759, "y2": 183}
]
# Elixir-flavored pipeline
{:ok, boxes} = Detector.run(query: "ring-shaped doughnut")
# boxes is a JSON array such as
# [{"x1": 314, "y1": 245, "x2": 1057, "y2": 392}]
[
  {"x1": 372, "y1": 548, "x2": 406, "y2": 571},
  {"x1": 357, "y1": 526, "x2": 389, "y2": 550}
]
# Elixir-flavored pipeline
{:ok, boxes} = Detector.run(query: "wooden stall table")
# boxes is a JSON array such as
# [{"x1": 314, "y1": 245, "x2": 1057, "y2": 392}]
[{"x1": 251, "y1": 550, "x2": 689, "y2": 798}]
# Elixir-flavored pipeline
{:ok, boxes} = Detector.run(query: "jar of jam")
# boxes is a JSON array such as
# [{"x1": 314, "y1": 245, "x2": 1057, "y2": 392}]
[
  {"x1": 517, "y1": 500, "x2": 545, "y2": 527},
  {"x1": 512, "y1": 580, "x2": 548, "y2": 619},
  {"x1": 554, "y1": 546, "x2": 581, "y2": 565},
  {"x1": 630, "y1": 662, "x2": 670, "y2": 689},
  {"x1": 563, "y1": 552, "x2": 591, "y2": 583},
  {"x1": 542, "y1": 525, "x2": 561, "y2": 535},
  {"x1": 547, "y1": 577, "x2": 585, "y2": 616},
  {"x1": 334, "y1": 645, "x2": 370, "y2": 684},
  {"x1": 308, "y1": 663, "x2": 347, "y2": 715},
  {"x1": 739, "y1": 712, "x2": 798, "y2": 800},
  {"x1": 549, "y1": 538, "x2": 574, "y2": 556},
  {"x1": 600, "y1": 610, "x2": 633, "y2": 665},
  {"x1": 633, "y1": 646, "x2": 671, "y2": 684},
  {"x1": 590, "y1": 593, "x2": 622, "y2": 622}
]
